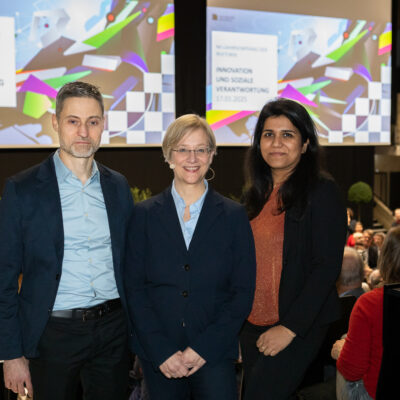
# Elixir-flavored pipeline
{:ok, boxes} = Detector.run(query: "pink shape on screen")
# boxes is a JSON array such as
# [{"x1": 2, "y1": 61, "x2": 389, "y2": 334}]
[
  {"x1": 157, "y1": 28, "x2": 174, "y2": 42},
  {"x1": 280, "y1": 84, "x2": 317, "y2": 107},
  {"x1": 19, "y1": 74, "x2": 58, "y2": 99},
  {"x1": 211, "y1": 111, "x2": 253, "y2": 130},
  {"x1": 378, "y1": 44, "x2": 391, "y2": 56}
]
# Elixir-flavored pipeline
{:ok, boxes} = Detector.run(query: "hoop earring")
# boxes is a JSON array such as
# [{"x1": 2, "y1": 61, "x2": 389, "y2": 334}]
[{"x1": 206, "y1": 167, "x2": 215, "y2": 181}]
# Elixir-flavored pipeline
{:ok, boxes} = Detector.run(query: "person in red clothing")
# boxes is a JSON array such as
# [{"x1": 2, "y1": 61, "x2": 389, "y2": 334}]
[
  {"x1": 346, "y1": 221, "x2": 363, "y2": 247},
  {"x1": 331, "y1": 226, "x2": 400, "y2": 399}
]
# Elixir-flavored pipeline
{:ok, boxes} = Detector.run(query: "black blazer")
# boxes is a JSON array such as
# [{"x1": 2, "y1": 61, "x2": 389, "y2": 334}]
[
  {"x1": 0, "y1": 156, "x2": 133, "y2": 360},
  {"x1": 124, "y1": 187, "x2": 256, "y2": 369},
  {"x1": 278, "y1": 178, "x2": 347, "y2": 337}
]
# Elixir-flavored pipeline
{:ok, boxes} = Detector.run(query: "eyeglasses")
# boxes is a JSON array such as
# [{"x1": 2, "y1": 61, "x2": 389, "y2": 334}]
[{"x1": 172, "y1": 147, "x2": 212, "y2": 157}]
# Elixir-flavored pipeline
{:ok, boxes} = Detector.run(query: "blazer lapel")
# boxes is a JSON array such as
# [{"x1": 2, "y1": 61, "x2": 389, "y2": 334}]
[
  {"x1": 155, "y1": 188, "x2": 188, "y2": 256},
  {"x1": 188, "y1": 188, "x2": 223, "y2": 254},
  {"x1": 35, "y1": 156, "x2": 64, "y2": 266},
  {"x1": 98, "y1": 164, "x2": 122, "y2": 272}
]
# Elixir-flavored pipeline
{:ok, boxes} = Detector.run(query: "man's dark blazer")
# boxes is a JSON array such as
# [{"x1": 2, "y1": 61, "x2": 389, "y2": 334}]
[
  {"x1": 0, "y1": 155, "x2": 133, "y2": 360},
  {"x1": 278, "y1": 177, "x2": 347, "y2": 338},
  {"x1": 124, "y1": 186, "x2": 256, "y2": 369}
]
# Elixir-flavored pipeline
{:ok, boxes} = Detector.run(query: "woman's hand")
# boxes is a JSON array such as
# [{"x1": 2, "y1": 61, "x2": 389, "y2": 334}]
[
  {"x1": 331, "y1": 339, "x2": 346, "y2": 360},
  {"x1": 256, "y1": 325, "x2": 296, "y2": 356},
  {"x1": 159, "y1": 351, "x2": 189, "y2": 378},
  {"x1": 182, "y1": 347, "x2": 206, "y2": 376}
]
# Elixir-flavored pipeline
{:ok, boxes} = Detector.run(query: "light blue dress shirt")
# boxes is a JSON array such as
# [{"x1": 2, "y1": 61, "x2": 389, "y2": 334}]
[
  {"x1": 52, "y1": 151, "x2": 119, "y2": 311},
  {"x1": 171, "y1": 180, "x2": 208, "y2": 249}
]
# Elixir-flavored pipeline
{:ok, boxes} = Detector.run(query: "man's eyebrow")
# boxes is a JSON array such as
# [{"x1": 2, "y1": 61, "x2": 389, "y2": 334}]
[{"x1": 64, "y1": 115, "x2": 102, "y2": 119}]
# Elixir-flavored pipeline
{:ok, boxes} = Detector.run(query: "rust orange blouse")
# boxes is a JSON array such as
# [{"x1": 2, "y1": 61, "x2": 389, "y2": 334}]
[{"x1": 248, "y1": 186, "x2": 285, "y2": 326}]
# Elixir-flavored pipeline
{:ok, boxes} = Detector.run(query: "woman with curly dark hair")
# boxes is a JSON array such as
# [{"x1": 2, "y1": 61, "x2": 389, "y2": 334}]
[{"x1": 240, "y1": 98, "x2": 347, "y2": 399}]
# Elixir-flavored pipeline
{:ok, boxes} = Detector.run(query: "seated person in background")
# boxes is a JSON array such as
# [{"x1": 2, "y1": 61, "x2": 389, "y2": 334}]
[
  {"x1": 372, "y1": 232, "x2": 385, "y2": 254},
  {"x1": 362, "y1": 229, "x2": 378, "y2": 269},
  {"x1": 331, "y1": 226, "x2": 400, "y2": 400},
  {"x1": 367, "y1": 269, "x2": 383, "y2": 290},
  {"x1": 392, "y1": 208, "x2": 400, "y2": 227},
  {"x1": 346, "y1": 221, "x2": 363, "y2": 247},
  {"x1": 353, "y1": 232, "x2": 377, "y2": 271},
  {"x1": 336, "y1": 247, "x2": 366, "y2": 298},
  {"x1": 353, "y1": 233, "x2": 365, "y2": 258}
]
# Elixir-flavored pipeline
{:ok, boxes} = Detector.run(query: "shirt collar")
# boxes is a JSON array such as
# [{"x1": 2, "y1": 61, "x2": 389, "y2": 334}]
[
  {"x1": 53, "y1": 150, "x2": 98, "y2": 184},
  {"x1": 171, "y1": 180, "x2": 209, "y2": 212}
]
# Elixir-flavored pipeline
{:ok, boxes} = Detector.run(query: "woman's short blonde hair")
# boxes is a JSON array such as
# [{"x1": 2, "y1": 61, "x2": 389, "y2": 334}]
[{"x1": 162, "y1": 114, "x2": 217, "y2": 162}]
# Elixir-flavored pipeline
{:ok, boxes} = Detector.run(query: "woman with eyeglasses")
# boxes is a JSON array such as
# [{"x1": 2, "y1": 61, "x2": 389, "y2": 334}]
[
  {"x1": 124, "y1": 114, "x2": 256, "y2": 399},
  {"x1": 240, "y1": 98, "x2": 347, "y2": 400}
]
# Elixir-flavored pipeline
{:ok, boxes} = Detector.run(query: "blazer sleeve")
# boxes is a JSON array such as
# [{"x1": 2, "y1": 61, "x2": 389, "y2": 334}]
[
  {"x1": 189, "y1": 205, "x2": 256, "y2": 364},
  {"x1": 280, "y1": 179, "x2": 347, "y2": 337},
  {"x1": 124, "y1": 204, "x2": 180, "y2": 369},
  {"x1": 0, "y1": 180, "x2": 24, "y2": 359}
]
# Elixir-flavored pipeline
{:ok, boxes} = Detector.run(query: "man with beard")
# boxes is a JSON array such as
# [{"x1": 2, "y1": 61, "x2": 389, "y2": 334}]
[{"x1": 0, "y1": 82, "x2": 134, "y2": 400}]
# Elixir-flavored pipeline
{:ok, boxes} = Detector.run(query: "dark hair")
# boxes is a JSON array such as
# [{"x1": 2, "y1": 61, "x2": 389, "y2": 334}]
[
  {"x1": 243, "y1": 98, "x2": 322, "y2": 219},
  {"x1": 55, "y1": 81, "x2": 104, "y2": 119},
  {"x1": 379, "y1": 226, "x2": 400, "y2": 284}
]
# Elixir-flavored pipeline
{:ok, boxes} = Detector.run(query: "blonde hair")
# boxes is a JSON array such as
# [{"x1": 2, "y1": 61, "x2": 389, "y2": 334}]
[{"x1": 162, "y1": 114, "x2": 217, "y2": 162}]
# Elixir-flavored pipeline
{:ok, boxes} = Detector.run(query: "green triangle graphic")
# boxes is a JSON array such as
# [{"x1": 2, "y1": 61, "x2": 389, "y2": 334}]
[
  {"x1": 327, "y1": 30, "x2": 368, "y2": 62},
  {"x1": 298, "y1": 80, "x2": 332, "y2": 96},
  {"x1": 84, "y1": 11, "x2": 141, "y2": 48},
  {"x1": 44, "y1": 71, "x2": 92, "y2": 89}
]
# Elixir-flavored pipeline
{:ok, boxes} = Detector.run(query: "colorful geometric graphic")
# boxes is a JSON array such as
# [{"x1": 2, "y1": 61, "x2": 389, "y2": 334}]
[
  {"x1": 157, "y1": 4, "x2": 174, "y2": 42},
  {"x1": 0, "y1": 0, "x2": 175, "y2": 147},
  {"x1": 207, "y1": 7, "x2": 391, "y2": 145},
  {"x1": 378, "y1": 26, "x2": 392, "y2": 55}
]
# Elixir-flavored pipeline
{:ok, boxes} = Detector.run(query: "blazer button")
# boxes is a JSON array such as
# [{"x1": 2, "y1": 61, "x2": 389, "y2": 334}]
[
  {"x1": 55, "y1": 273, "x2": 60, "y2": 281},
  {"x1": 182, "y1": 290, "x2": 188, "y2": 297},
  {"x1": 184, "y1": 264, "x2": 190, "y2": 271}
]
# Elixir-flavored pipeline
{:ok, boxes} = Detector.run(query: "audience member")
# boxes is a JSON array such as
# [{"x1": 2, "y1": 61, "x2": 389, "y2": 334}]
[
  {"x1": 347, "y1": 208, "x2": 357, "y2": 234},
  {"x1": 346, "y1": 221, "x2": 363, "y2": 247},
  {"x1": 336, "y1": 247, "x2": 365, "y2": 298},
  {"x1": 367, "y1": 269, "x2": 383, "y2": 290},
  {"x1": 372, "y1": 232, "x2": 385, "y2": 254},
  {"x1": 362, "y1": 229, "x2": 378, "y2": 269},
  {"x1": 332, "y1": 226, "x2": 400, "y2": 399},
  {"x1": 391, "y1": 208, "x2": 400, "y2": 227},
  {"x1": 353, "y1": 232, "x2": 365, "y2": 257}
]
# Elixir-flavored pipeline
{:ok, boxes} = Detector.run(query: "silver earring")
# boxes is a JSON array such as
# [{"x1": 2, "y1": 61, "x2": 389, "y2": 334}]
[{"x1": 206, "y1": 167, "x2": 215, "y2": 181}]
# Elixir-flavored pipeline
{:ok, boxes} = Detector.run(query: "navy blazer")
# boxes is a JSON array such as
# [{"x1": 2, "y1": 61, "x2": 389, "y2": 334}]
[
  {"x1": 124, "y1": 187, "x2": 256, "y2": 369},
  {"x1": 0, "y1": 156, "x2": 133, "y2": 360}
]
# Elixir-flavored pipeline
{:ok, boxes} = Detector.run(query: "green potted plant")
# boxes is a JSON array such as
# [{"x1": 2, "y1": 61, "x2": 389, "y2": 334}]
[{"x1": 348, "y1": 181, "x2": 373, "y2": 220}]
